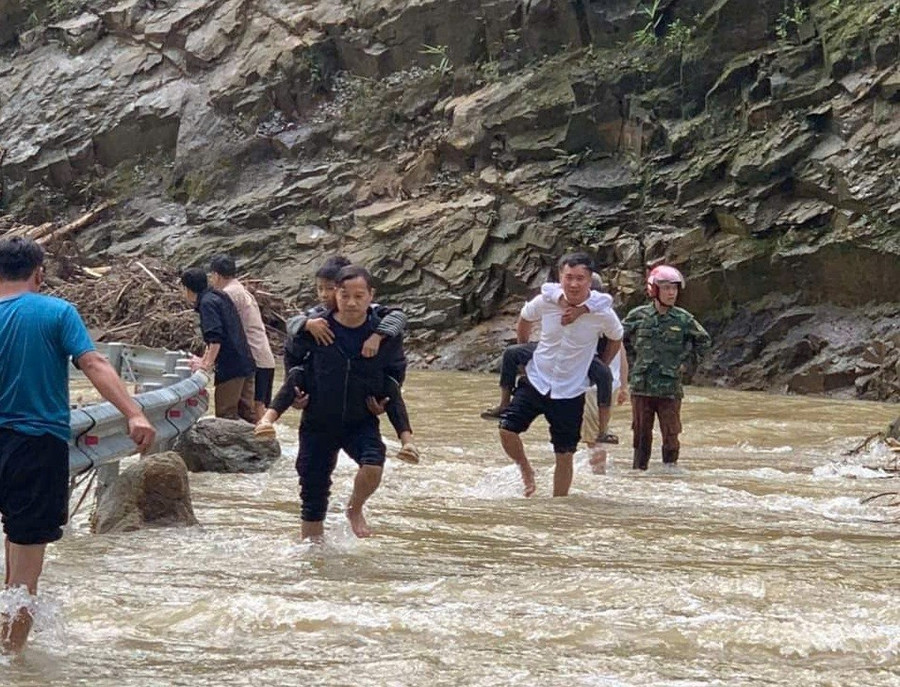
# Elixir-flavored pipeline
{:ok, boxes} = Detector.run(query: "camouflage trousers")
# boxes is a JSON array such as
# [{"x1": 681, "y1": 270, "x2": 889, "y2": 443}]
[{"x1": 630, "y1": 395, "x2": 682, "y2": 470}]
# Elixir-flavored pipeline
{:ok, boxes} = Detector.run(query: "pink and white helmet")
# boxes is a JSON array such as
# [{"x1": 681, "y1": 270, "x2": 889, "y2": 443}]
[{"x1": 646, "y1": 265, "x2": 685, "y2": 298}]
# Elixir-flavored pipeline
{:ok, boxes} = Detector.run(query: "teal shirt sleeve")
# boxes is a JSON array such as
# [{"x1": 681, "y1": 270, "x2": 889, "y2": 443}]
[{"x1": 59, "y1": 303, "x2": 95, "y2": 360}]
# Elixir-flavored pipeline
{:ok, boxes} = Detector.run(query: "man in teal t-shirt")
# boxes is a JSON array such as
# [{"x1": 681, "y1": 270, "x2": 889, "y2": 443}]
[{"x1": 0, "y1": 237, "x2": 155, "y2": 654}]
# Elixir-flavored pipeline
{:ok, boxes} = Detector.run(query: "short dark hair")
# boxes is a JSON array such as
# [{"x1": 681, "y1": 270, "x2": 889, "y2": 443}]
[
  {"x1": 558, "y1": 252, "x2": 594, "y2": 274},
  {"x1": 315, "y1": 255, "x2": 352, "y2": 282},
  {"x1": 209, "y1": 254, "x2": 237, "y2": 278},
  {"x1": 0, "y1": 237, "x2": 45, "y2": 281},
  {"x1": 336, "y1": 264, "x2": 374, "y2": 289},
  {"x1": 180, "y1": 267, "x2": 208, "y2": 294}
]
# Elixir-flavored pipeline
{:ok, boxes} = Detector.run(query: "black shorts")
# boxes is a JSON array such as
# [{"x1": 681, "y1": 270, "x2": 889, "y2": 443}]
[
  {"x1": 498, "y1": 379, "x2": 585, "y2": 454},
  {"x1": 0, "y1": 428, "x2": 69, "y2": 546},
  {"x1": 255, "y1": 367, "x2": 275, "y2": 405},
  {"x1": 295, "y1": 418, "x2": 386, "y2": 522}
]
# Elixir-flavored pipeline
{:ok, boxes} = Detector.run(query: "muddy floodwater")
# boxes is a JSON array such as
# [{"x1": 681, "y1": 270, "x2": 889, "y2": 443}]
[{"x1": 3, "y1": 371, "x2": 899, "y2": 686}]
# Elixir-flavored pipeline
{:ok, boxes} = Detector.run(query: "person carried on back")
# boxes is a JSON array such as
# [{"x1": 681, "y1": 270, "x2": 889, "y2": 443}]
[
  {"x1": 497, "y1": 252, "x2": 623, "y2": 497},
  {"x1": 256, "y1": 256, "x2": 418, "y2": 464},
  {"x1": 284, "y1": 265, "x2": 409, "y2": 539}
]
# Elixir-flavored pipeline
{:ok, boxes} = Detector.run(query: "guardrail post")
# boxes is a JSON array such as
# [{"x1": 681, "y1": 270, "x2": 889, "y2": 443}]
[
  {"x1": 106, "y1": 342, "x2": 124, "y2": 376},
  {"x1": 95, "y1": 462, "x2": 119, "y2": 502},
  {"x1": 164, "y1": 351, "x2": 181, "y2": 374}
]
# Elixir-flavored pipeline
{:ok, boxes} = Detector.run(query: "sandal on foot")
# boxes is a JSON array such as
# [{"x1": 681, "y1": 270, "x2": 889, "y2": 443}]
[
  {"x1": 596, "y1": 432, "x2": 619, "y2": 444},
  {"x1": 396, "y1": 443, "x2": 421, "y2": 464},
  {"x1": 254, "y1": 423, "x2": 277, "y2": 438}
]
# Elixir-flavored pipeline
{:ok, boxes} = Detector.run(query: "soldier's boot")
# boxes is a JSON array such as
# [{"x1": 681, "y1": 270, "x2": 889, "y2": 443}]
[
  {"x1": 662, "y1": 448, "x2": 679, "y2": 465},
  {"x1": 632, "y1": 448, "x2": 651, "y2": 470}
]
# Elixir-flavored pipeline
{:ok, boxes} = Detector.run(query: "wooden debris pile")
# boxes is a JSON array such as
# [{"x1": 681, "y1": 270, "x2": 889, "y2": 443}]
[
  {"x1": 0, "y1": 229, "x2": 294, "y2": 355},
  {"x1": 3, "y1": 207, "x2": 297, "y2": 353},
  {"x1": 44, "y1": 256, "x2": 297, "y2": 354},
  {"x1": 47, "y1": 255, "x2": 204, "y2": 352},
  {"x1": 46, "y1": 257, "x2": 298, "y2": 353}
]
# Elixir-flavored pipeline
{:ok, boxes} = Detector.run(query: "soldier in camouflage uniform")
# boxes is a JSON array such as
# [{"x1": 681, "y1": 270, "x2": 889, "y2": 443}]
[{"x1": 621, "y1": 265, "x2": 711, "y2": 470}]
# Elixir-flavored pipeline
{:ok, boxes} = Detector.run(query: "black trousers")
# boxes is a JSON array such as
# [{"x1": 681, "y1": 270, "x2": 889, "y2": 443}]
[{"x1": 295, "y1": 418, "x2": 386, "y2": 522}]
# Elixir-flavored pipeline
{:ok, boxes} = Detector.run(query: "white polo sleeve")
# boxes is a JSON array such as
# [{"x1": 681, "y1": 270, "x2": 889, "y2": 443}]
[
  {"x1": 520, "y1": 294, "x2": 546, "y2": 322},
  {"x1": 599, "y1": 308, "x2": 624, "y2": 340}
]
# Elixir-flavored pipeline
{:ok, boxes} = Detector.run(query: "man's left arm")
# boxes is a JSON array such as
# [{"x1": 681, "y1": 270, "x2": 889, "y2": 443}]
[
  {"x1": 379, "y1": 334, "x2": 408, "y2": 387},
  {"x1": 601, "y1": 337, "x2": 621, "y2": 365},
  {"x1": 686, "y1": 313, "x2": 712, "y2": 361},
  {"x1": 599, "y1": 310, "x2": 624, "y2": 365},
  {"x1": 63, "y1": 304, "x2": 154, "y2": 452}
]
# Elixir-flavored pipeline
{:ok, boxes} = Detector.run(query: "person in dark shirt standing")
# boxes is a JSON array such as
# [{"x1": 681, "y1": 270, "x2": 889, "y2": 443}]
[{"x1": 180, "y1": 268, "x2": 256, "y2": 423}]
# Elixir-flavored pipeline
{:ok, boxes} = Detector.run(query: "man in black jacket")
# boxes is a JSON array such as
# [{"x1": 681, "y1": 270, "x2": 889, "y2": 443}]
[
  {"x1": 283, "y1": 255, "x2": 417, "y2": 462},
  {"x1": 180, "y1": 268, "x2": 256, "y2": 422},
  {"x1": 288, "y1": 265, "x2": 407, "y2": 540}
]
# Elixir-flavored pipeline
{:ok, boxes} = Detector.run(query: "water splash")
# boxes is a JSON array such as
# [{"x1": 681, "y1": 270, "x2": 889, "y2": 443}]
[
  {"x1": 813, "y1": 463, "x2": 891, "y2": 480},
  {"x1": 0, "y1": 586, "x2": 67, "y2": 650}
]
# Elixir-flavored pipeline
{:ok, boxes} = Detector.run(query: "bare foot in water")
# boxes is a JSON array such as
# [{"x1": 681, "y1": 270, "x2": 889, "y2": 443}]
[
  {"x1": 346, "y1": 506, "x2": 373, "y2": 538},
  {"x1": 589, "y1": 446, "x2": 608, "y2": 475},
  {"x1": 519, "y1": 463, "x2": 536, "y2": 497}
]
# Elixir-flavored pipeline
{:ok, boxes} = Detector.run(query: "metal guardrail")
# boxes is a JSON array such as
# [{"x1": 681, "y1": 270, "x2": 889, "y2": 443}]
[
  {"x1": 69, "y1": 343, "x2": 211, "y2": 476},
  {"x1": 94, "y1": 341, "x2": 193, "y2": 390}
]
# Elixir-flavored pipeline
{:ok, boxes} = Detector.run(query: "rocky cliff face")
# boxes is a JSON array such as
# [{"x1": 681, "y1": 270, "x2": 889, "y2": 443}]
[{"x1": 1, "y1": 0, "x2": 898, "y2": 400}]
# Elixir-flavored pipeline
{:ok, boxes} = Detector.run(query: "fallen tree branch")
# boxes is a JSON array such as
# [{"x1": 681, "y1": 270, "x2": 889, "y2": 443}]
[
  {"x1": 845, "y1": 432, "x2": 883, "y2": 456},
  {"x1": 860, "y1": 491, "x2": 900, "y2": 506},
  {"x1": 135, "y1": 260, "x2": 163, "y2": 286},
  {"x1": 36, "y1": 202, "x2": 113, "y2": 245}
]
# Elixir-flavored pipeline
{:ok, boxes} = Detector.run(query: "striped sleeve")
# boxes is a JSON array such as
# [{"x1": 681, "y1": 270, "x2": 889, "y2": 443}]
[{"x1": 375, "y1": 308, "x2": 407, "y2": 339}]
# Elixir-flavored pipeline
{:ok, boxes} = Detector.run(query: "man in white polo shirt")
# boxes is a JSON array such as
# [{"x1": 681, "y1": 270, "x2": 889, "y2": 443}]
[{"x1": 499, "y1": 252, "x2": 623, "y2": 497}]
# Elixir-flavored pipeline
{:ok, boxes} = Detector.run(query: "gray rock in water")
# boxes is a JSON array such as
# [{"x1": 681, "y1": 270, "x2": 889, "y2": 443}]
[
  {"x1": 174, "y1": 418, "x2": 281, "y2": 473},
  {"x1": 91, "y1": 451, "x2": 198, "y2": 534},
  {"x1": 888, "y1": 417, "x2": 900, "y2": 441}
]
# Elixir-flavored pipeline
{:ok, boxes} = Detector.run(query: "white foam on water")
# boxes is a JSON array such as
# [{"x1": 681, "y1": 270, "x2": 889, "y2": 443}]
[
  {"x1": 738, "y1": 442, "x2": 794, "y2": 454},
  {"x1": 463, "y1": 464, "x2": 530, "y2": 499},
  {"x1": 812, "y1": 463, "x2": 892, "y2": 480},
  {"x1": 0, "y1": 586, "x2": 68, "y2": 651},
  {"x1": 742, "y1": 467, "x2": 794, "y2": 480}
]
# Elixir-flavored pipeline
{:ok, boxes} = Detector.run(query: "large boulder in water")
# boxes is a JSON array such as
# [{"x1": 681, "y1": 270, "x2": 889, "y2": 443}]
[
  {"x1": 173, "y1": 418, "x2": 281, "y2": 473},
  {"x1": 91, "y1": 452, "x2": 198, "y2": 534},
  {"x1": 888, "y1": 417, "x2": 900, "y2": 441}
]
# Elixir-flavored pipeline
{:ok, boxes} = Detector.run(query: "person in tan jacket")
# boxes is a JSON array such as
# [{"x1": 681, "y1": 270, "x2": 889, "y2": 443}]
[{"x1": 209, "y1": 255, "x2": 276, "y2": 422}]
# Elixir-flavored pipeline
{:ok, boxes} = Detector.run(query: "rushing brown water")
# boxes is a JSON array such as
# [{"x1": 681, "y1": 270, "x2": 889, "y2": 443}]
[{"x1": 3, "y1": 371, "x2": 899, "y2": 685}]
